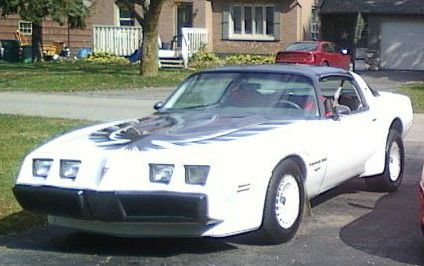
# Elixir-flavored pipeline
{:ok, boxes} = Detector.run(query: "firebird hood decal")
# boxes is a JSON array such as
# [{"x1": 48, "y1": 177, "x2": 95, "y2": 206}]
[{"x1": 89, "y1": 112, "x2": 293, "y2": 151}]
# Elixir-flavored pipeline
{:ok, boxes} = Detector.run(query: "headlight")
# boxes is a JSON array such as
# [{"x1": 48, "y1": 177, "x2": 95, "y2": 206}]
[
  {"x1": 149, "y1": 164, "x2": 174, "y2": 184},
  {"x1": 33, "y1": 159, "x2": 53, "y2": 178},
  {"x1": 60, "y1": 160, "x2": 81, "y2": 180},
  {"x1": 185, "y1": 165, "x2": 210, "y2": 185}
]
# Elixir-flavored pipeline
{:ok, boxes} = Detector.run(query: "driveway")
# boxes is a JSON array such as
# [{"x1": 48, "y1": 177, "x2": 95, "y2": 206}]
[{"x1": 357, "y1": 70, "x2": 424, "y2": 91}]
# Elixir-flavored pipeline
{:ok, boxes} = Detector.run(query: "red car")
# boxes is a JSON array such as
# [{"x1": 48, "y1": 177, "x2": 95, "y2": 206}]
[{"x1": 275, "y1": 41, "x2": 353, "y2": 70}]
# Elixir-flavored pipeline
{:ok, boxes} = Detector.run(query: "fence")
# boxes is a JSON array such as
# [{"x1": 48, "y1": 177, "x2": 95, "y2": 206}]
[
  {"x1": 181, "y1": 27, "x2": 209, "y2": 68},
  {"x1": 181, "y1": 27, "x2": 208, "y2": 55},
  {"x1": 93, "y1": 25, "x2": 142, "y2": 56},
  {"x1": 93, "y1": 26, "x2": 209, "y2": 67}
]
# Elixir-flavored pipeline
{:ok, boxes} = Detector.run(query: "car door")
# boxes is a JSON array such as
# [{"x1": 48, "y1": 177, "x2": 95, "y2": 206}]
[
  {"x1": 332, "y1": 43, "x2": 350, "y2": 69},
  {"x1": 318, "y1": 76, "x2": 378, "y2": 193},
  {"x1": 322, "y1": 43, "x2": 338, "y2": 66},
  {"x1": 331, "y1": 43, "x2": 343, "y2": 68}
]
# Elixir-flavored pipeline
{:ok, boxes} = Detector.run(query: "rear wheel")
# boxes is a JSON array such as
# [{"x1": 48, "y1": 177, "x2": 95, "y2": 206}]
[
  {"x1": 365, "y1": 130, "x2": 404, "y2": 192},
  {"x1": 258, "y1": 159, "x2": 304, "y2": 244},
  {"x1": 322, "y1": 61, "x2": 330, "y2": 66}
]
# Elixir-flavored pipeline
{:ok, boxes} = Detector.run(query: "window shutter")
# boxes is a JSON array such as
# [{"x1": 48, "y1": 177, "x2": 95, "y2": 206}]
[
  {"x1": 222, "y1": 3, "x2": 231, "y2": 39},
  {"x1": 273, "y1": 8, "x2": 281, "y2": 40}
]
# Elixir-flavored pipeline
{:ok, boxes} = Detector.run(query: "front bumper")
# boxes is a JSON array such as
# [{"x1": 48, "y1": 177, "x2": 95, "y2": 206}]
[{"x1": 13, "y1": 185, "x2": 213, "y2": 224}]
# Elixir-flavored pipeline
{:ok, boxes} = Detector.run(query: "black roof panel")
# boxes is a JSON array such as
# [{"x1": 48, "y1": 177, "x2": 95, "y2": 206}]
[{"x1": 202, "y1": 64, "x2": 349, "y2": 79}]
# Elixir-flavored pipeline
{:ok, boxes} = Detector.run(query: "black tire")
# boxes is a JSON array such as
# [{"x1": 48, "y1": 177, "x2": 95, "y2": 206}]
[
  {"x1": 365, "y1": 130, "x2": 404, "y2": 192},
  {"x1": 322, "y1": 61, "x2": 330, "y2": 66},
  {"x1": 258, "y1": 159, "x2": 305, "y2": 244}
]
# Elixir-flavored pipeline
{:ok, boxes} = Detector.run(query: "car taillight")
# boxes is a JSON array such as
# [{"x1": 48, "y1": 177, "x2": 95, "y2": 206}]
[{"x1": 276, "y1": 52, "x2": 283, "y2": 62}]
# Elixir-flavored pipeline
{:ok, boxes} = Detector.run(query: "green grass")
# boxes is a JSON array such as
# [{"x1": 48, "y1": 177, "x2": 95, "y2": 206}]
[
  {"x1": 400, "y1": 83, "x2": 424, "y2": 113},
  {"x1": 0, "y1": 114, "x2": 90, "y2": 235},
  {"x1": 0, "y1": 61, "x2": 193, "y2": 92}
]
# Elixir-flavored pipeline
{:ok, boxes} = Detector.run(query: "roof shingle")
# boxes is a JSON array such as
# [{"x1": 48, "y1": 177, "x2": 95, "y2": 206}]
[{"x1": 321, "y1": 0, "x2": 424, "y2": 15}]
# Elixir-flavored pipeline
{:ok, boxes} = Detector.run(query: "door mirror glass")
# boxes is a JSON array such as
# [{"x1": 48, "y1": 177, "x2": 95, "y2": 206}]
[{"x1": 154, "y1": 101, "x2": 164, "y2": 110}]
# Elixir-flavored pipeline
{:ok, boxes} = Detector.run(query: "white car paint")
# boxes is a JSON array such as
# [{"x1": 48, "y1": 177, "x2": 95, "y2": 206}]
[{"x1": 14, "y1": 68, "x2": 414, "y2": 238}]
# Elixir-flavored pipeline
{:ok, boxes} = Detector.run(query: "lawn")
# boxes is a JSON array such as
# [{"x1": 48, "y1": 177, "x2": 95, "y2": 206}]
[
  {"x1": 0, "y1": 114, "x2": 90, "y2": 235},
  {"x1": 401, "y1": 83, "x2": 424, "y2": 113},
  {"x1": 0, "y1": 61, "x2": 193, "y2": 92}
]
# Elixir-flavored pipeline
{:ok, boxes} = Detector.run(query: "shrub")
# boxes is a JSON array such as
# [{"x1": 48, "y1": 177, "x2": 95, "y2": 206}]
[
  {"x1": 84, "y1": 52, "x2": 129, "y2": 64},
  {"x1": 189, "y1": 48, "x2": 222, "y2": 69},
  {"x1": 189, "y1": 48, "x2": 275, "y2": 69},
  {"x1": 224, "y1": 54, "x2": 274, "y2": 65}
]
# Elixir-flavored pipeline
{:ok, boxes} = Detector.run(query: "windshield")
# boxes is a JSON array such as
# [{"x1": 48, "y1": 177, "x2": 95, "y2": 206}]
[
  {"x1": 163, "y1": 72, "x2": 319, "y2": 119},
  {"x1": 286, "y1": 42, "x2": 319, "y2": 52}
]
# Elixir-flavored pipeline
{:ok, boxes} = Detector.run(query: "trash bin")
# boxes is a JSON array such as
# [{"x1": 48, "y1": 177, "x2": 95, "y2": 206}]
[
  {"x1": 0, "y1": 40, "x2": 20, "y2": 62},
  {"x1": 22, "y1": 45, "x2": 32, "y2": 63}
]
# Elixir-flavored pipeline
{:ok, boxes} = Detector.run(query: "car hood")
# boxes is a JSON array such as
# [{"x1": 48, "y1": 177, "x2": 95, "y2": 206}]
[{"x1": 89, "y1": 112, "x2": 293, "y2": 151}]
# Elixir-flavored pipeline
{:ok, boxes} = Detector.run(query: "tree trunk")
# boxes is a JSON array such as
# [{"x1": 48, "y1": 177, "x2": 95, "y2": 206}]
[
  {"x1": 140, "y1": 0, "x2": 166, "y2": 77},
  {"x1": 31, "y1": 23, "x2": 44, "y2": 62}
]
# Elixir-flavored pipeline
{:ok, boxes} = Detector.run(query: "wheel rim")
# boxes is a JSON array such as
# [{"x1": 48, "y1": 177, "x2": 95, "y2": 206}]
[
  {"x1": 389, "y1": 142, "x2": 401, "y2": 181},
  {"x1": 275, "y1": 174, "x2": 300, "y2": 229}
]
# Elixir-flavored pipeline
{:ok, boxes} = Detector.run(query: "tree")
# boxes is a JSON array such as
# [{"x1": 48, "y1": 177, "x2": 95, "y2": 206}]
[
  {"x1": 0, "y1": 0, "x2": 89, "y2": 62},
  {"x1": 117, "y1": 0, "x2": 167, "y2": 77}
]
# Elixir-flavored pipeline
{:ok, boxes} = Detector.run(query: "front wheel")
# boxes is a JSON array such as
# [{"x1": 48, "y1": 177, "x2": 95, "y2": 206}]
[
  {"x1": 258, "y1": 159, "x2": 305, "y2": 244},
  {"x1": 365, "y1": 130, "x2": 404, "y2": 192}
]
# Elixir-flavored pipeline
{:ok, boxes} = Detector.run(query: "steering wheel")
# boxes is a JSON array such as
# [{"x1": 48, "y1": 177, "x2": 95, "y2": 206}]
[{"x1": 275, "y1": 100, "x2": 302, "y2": 109}]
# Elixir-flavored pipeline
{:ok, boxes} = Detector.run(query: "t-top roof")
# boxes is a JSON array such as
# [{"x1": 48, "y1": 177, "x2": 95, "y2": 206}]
[{"x1": 203, "y1": 64, "x2": 350, "y2": 79}]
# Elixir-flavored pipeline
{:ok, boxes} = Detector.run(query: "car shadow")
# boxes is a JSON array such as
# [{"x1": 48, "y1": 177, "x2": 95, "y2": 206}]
[
  {"x1": 339, "y1": 142, "x2": 424, "y2": 265},
  {"x1": 339, "y1": 182, "x2": 424, "y2": 265},
  {"x1": 0, "y1": 226, "x2": 236, "y2": 257}
]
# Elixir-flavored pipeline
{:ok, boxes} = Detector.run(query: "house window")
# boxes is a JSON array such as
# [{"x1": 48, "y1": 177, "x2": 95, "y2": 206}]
[
  {"x1": 117, "y1": 4, "x2": 136, "y2": 26},
  {"x1": 19, "y1": 21, "x2": 32, "y2": 35},
  {"x1": 230, "y1": 4, "x2": 274, "y2": 40}
]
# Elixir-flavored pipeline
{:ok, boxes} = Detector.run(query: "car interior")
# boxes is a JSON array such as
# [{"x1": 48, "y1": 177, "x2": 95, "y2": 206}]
[{"x1": 319, "y1": 77, "x2": 364, "y2": 115}]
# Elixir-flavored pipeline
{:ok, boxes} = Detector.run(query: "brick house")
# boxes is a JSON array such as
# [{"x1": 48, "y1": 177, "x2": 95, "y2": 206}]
[
  {"x1": 0, "y1": 0, "x2": 315, "y2": 55},
  {"x1": 159, "y1": 0, "x2": 315, "y2": 54},
  {"x1": 0, "y1": 15, "x2": 94, "y2": 52}
]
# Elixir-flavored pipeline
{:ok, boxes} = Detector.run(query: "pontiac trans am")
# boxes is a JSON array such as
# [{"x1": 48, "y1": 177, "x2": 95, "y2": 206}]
[{"x1": 13, "y1": 65, "x2": 413, "y2": 243}]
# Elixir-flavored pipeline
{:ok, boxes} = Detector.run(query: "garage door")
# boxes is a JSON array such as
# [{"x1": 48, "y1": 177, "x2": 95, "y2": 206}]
[{"x1": 381, "y1": 20, "x2": 424, "y2": 70}]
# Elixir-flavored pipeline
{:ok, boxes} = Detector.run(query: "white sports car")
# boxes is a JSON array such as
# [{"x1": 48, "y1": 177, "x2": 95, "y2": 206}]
[{"x1": 14, "y1": 65, "x2": 413, "y2": 243}]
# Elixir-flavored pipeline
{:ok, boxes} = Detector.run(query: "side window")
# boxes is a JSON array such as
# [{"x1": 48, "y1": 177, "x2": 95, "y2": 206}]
[
  {"x1": 336, "y1": 80, "x2": 364, "y2": 112},
  {"x1": 323, "y1": 43, "x2": 335, "y2": 53},
  {"x1": 333, "y1": 44, "x2": 341, "y2": 53},
  {"x1": 319, "y1": 77, "x2": 365, "y2": 115}
]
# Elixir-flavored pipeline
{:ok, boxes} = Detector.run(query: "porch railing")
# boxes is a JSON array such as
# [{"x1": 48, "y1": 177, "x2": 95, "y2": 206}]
[
  {"x1": 181, "y1": 27, "x2": 209, "y2": 68},
  {"x1": 93, "y1": 25, "x2": 142, "y2": 56},
  {"x1": 93, "y1": 25, "x2": 209, "y2": 68}
]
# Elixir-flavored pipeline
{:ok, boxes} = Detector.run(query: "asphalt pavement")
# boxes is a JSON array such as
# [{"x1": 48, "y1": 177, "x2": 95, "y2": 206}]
[{"x1": 0, "y1": 70, "x2": 423, "y2": 265}]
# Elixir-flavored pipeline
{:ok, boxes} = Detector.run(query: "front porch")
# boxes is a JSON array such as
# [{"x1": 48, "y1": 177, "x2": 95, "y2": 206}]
[{"x1": 93, "y1": 25, "x2": 208, "y2": 68}]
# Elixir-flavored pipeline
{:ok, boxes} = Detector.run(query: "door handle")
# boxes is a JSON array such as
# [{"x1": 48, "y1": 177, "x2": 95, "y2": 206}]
[{"x1": 372, "y1": 118, "x2": 377, "y2": 122}]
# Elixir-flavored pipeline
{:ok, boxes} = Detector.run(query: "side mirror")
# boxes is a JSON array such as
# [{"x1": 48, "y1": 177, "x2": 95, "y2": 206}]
[
  {"x1": 154, "y1": 101, "x2": 164, "y2": 110},
  {"x1": 333, "y1": 105, "x2": 351, "y2": 120},
  {"x1": 341, "y1": 48, "x2": 349, "y2": 55}
]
